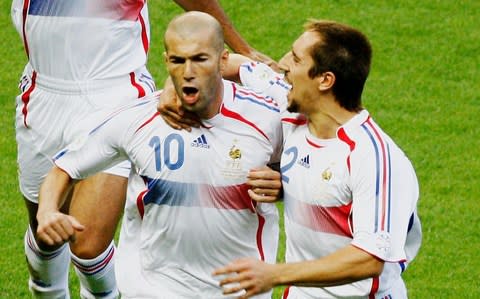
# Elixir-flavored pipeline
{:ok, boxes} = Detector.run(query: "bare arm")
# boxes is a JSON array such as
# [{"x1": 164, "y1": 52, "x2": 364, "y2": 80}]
[
  {"x1": 173, "y1": 0, "x2": 277, "y2": 68},
  {"x1": 37, "y1": 166, "x2": 84, "y2": 246},
  {"x1": 223, "y1": 53, "x2": 252, "y2": 82},
  {"x1": 214, "y1": 245, "x2": 384, "y2": 298}
]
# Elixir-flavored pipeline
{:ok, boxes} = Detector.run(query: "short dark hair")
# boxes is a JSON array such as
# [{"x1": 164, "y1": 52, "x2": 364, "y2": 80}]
[{"x1": 305, "y1": 20, "x2": 372, "y2": 112}]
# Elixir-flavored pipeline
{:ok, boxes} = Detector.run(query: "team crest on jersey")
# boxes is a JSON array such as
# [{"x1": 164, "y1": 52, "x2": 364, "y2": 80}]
[
  {"x1": 322, "y1": 168, "x2": 332, "y2": 181},
  {"x1": 221, "y1": 141, "x2": 246, "y2": 179},
  {"x1": 229, "y1": 145, "x2": 242, "y2": 160}
]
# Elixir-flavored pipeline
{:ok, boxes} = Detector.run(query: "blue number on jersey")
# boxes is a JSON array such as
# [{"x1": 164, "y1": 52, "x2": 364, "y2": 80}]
[
  {"x1": 164, "y1": 133, "x2": 184, "y2": 170},
  {"x1": 280, "y1": 146, "x2": 298, "y2": 183},
  {"x1": 149, "y1": 133, "x2": 185, "y2": 171}
]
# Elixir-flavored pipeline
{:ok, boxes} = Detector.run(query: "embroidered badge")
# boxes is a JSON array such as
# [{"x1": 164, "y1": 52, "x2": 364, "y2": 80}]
[{"x1": 322, "y1": 168, "x2": 332, "y2": 181}]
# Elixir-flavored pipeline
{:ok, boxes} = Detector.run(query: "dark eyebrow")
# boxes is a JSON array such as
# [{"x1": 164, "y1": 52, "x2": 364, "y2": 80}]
[
  {"x1": 168, "y1": 55, "x2": 185, "y2": 60},
  {"x1": 190, "y1": 53, "x2": 209, "y2": 59},
  {"x1": 167, "y1": 53, "x2": 209, "y2": 61}
]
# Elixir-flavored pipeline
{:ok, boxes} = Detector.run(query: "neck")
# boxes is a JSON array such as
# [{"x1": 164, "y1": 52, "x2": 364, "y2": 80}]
[
  {"x1": 200, "y1": 79, "x2": 224, "y2": 119},
  {"x1": 307, "y1": 104, "x2": 357, "y2": 139}
]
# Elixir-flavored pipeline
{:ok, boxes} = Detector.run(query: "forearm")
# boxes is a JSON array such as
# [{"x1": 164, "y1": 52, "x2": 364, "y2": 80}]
[
  {"x1": 223, "y1": 53, "x2": 252, "y2": 82},
  {"x1": 273, "y1": 245, "x2": 384, "y2": 288},
  {"x1": 36, "y1": 166, "x2": 85, "y2": 245},
  {"x1": 38, "y1": 166, "x2": 74, "y2": 215},
  {"x1": 173, "y1": 0, "x2": 252, "y2": 54}
]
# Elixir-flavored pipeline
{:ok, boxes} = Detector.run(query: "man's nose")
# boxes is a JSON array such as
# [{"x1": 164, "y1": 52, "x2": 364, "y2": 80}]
[
  {"x1": 278, "y1": 52, "x2": 291, "y2": 73},
  {"x1": 183, "y1": 60, "x2": 195, "y2": 80}
]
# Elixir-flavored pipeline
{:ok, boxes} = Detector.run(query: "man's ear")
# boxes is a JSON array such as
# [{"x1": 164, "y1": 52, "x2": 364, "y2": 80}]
[
  {"x1": 318, "y1": 71, "x2": 335, "y2": 92},
  {"x1": 220, "y1": 49, "x2": 229, "y2": 73}
]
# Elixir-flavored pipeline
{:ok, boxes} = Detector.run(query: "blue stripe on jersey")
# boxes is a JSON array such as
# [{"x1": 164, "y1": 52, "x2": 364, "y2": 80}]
[
  {"x1": 29, "y1": 0, "x2": 86, "y2": 17},
  {"x1": 53, "y1": 149, "x2": 68, "y2": 161},
  {"x1": 361, "y1": 123, "x2": 381, "y2": 232},
  {"x1": 407, "y1": 213, "x2": 415, "y2": 232},
  {"x1": 386, "y1": 142, "x2": 392, "y2": 232},
  {"x1": 240, "y1": 64, "x2": 253, "y2": 73},
  {"x1": 234, "y1": 94, "x2": 280, "y2": 113},
  {"x1": 143, "y1": 178, "x2": 197, "y2": 207},
  {"x1": 274, "y1": 79, "x2": 291, "y2": 91},
  {"x1": 142, "y1": 177, "x2": 255, "y2": 211},
  {"x1": 399, "y1": 261, "x2": 406, "y2": 273}
]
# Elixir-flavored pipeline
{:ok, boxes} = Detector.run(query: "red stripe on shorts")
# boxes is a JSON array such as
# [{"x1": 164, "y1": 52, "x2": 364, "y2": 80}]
[
  {"x1": 130, "y1": 72, "x2": 146, "y2": 98},
  {"x1": 21, "y1": 71, "x2": 37, "y2": 128}
]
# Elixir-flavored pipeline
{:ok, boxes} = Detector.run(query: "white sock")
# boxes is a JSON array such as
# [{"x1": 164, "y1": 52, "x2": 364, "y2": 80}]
[
  {"x1": 71, "y1": 241, "x2": 118, "y2": 299},
  {"x1": 24, "y1": 226, "x2": 71, "y2": 299}
]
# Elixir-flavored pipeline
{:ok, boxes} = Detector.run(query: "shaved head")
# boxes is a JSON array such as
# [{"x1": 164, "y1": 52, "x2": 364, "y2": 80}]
[
  {"x1": 163, "y1": 11, "x2": 229, "y2": 119},
  {"x1": 164, "y1": 11, "x2": 224, "y2": 53}
]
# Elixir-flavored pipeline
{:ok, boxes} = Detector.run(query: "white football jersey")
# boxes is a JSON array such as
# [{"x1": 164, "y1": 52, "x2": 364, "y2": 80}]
[
  {"x1": 11, "y1": 0, "x2": 150, "y2": 80},
  {"x1": 240, "y1": 62, "x2": 422, "y2": 298},
  {"x1": 53, "y1": 80, "x2": 283, "y2": 298}
]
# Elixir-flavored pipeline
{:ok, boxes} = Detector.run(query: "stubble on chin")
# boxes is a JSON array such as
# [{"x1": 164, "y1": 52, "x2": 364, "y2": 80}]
[{"x1": 287, "y1": 100, "x2": 299, "y2": 113}]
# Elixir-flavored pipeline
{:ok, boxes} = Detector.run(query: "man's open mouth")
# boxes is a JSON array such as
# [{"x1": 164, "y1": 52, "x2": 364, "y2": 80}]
[{"x1": 182, "y1": 86, "x2": 199, "y2": 104}]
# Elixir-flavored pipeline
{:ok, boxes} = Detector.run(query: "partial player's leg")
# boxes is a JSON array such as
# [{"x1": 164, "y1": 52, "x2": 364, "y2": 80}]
[
  {"x1": 65, "y1": 67, "x2": 155, "y2": 298},
  {"x1": 68, "y1": 172, "x2": 128, "y2": 299},
  {"x1": 16, "y1": 77, "x2": 75, "y2": 298},
  {"x1": 24, "y1": 197, "x2": 72, "y2": 299}
]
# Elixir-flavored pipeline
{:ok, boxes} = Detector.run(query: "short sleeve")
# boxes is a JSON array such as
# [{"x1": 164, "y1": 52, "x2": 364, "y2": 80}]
[
  {"x1": 349, "y1": 138, "x2": 420, "y2": 262},
  {"x1": 54, "y1": 107, "x2": 133, "y2": 179},
  {"x1": 239, "y1": 61, "x2": 290, "y2": 112}
]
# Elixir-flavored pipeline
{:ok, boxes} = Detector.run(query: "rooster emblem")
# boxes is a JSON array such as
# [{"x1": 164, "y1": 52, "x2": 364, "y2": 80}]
[{"x1": 229, "y1": 145, "x2": 242, "y2": 160}]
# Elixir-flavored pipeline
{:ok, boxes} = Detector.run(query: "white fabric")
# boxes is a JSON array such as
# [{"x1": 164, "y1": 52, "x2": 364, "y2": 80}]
[
  {"x1": 11, "y1": 0, "x2": 150, "y2": 81},
  {"x1": 12, "y1": 1, "x2": 154, "y2": 298},
  {"x1": 54, "y1": 80, "x2": 283, "y2": 298},
  {"x1": 12, "y1": 0, "x2": 155, "y2": 202},
  {"x1": 71, "y1": 242, "x2": 118, "y2": 299},
  {"x1": 239, "y1": 62, "x2": 422, "y2": 298},
  {"x1": 15, "y1": 65, "x2": 154, "y2": 202},
  {"x1": 24, "y1": 226, "x2": 71, "y2": 299}
]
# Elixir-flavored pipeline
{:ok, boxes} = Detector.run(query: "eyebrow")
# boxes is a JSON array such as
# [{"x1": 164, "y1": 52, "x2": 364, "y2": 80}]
[{"x1": 168, "y1": 53, "x2": 209, "y2": 60}]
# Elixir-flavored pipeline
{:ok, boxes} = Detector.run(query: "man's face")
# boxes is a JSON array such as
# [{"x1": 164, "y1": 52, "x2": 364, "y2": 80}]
[
  {"x1": 165, "y1": 29, "x2": 226, "y2": 119},
  {"x1": 279, "y1": 31, "x2": 320, "y2": 113}
]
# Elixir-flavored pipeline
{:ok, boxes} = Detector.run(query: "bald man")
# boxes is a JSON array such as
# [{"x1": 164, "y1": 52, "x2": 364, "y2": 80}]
[{"x1": 36, "y1": 12, "x2": 283, "y2": 298}]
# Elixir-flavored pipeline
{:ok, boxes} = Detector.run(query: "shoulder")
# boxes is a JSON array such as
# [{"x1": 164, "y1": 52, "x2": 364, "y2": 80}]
[
  {"x1": 239, "y1": 61, "x2": 288, "y2": 93},
  {"x1": 221, "y1": 80, "x2": 282, "y2": 141},
  {"x1": 230, "y1": 81, "x2": 281, "y2": 114},
  {"x1": 223, "y1": 81, "x2": 281, "y2": 121},
  {"x1": 340, "y1": 112, "x2": 410, "y2": 167},
  {"x1": 239, "y1": 62, "x2": 290, "y2": 111},
  {"x1": 280, "y1": 113, "x2": 307, "y2": 139},
  {"x1": 88, "y1": 92, "x2": 161, "y2": 135}
]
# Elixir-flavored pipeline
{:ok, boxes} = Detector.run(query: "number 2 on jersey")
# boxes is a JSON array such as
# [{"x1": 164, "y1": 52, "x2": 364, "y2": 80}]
[{"x1": 280, "y1": 146, "x2": 298, "y2": 183}]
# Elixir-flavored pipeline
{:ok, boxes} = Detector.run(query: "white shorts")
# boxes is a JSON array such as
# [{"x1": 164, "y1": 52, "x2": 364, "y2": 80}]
[{"x1": 16, "y1": 63, "x2": 155, "y2": 203}]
